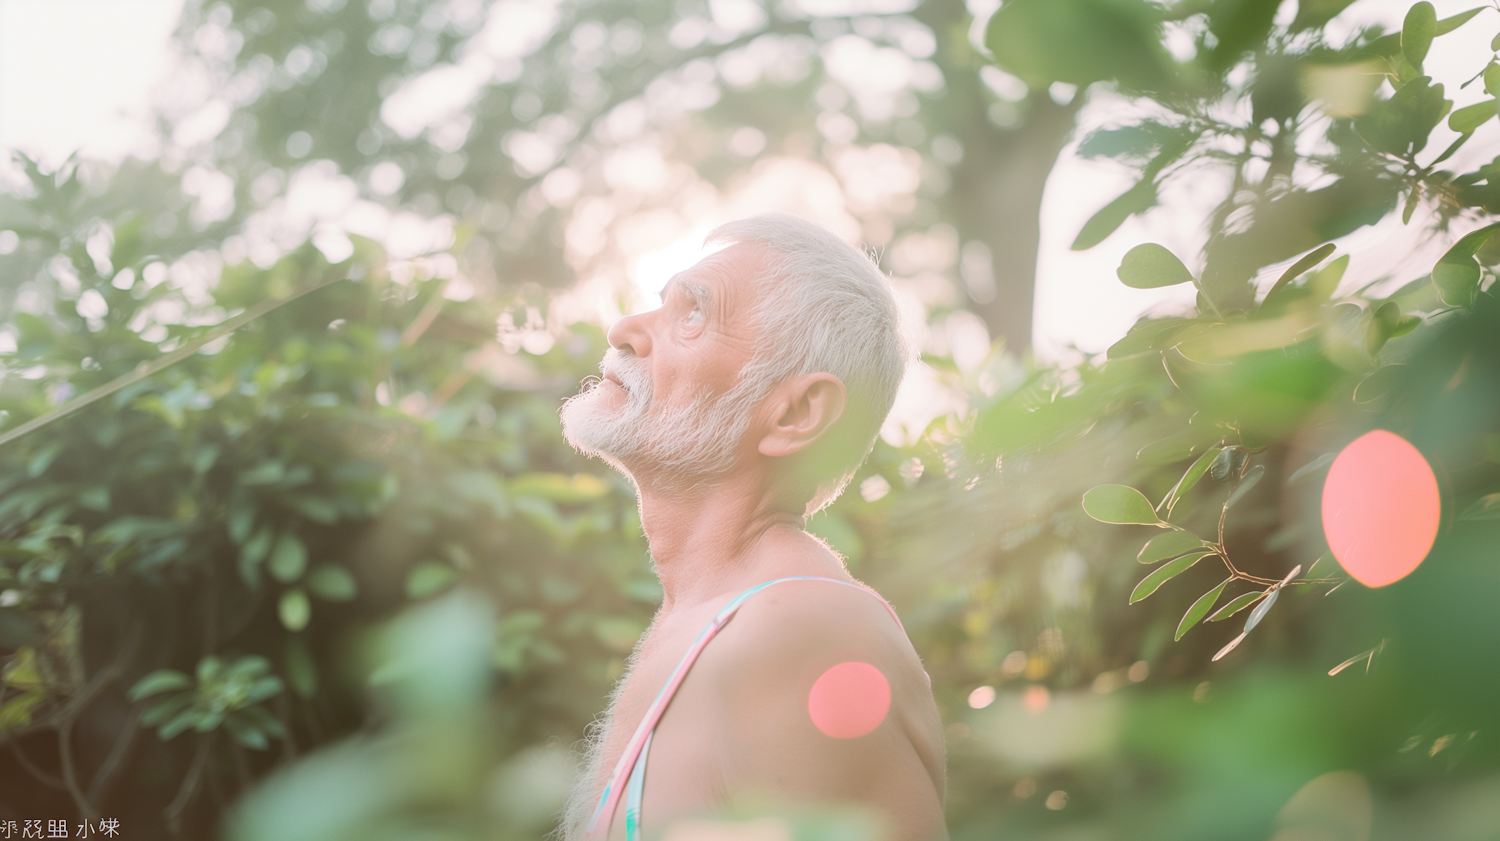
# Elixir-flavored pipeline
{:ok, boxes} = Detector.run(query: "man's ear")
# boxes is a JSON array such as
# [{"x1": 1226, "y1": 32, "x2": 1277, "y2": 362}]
[{"x1": 757, "y1": 373, "x2": 846, "y2": 458}]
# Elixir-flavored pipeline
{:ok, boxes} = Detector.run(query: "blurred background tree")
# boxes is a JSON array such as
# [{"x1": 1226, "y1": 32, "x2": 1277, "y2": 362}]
[{"x1": 0, "y1": 0, "x2": 1498, "y2": 839}]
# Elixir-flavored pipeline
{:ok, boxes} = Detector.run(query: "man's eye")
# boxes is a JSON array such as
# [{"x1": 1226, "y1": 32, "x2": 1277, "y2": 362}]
[{"x1": 685, "y1": 306, "x2": 705, "y2": 327}]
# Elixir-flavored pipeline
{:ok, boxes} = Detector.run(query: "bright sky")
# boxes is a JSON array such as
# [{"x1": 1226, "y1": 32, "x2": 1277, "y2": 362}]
[{"x1": 1, "y1": 0, "x2": 1495, "y2": 365}]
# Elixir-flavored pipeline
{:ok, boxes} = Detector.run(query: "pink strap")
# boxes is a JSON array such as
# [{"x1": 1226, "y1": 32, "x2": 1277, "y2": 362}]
[{"x1": 587, "y1": 576, "x2": 903, "y2": 837}]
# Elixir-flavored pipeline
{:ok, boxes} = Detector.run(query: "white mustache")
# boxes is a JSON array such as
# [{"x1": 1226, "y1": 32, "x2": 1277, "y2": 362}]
[{"x1": 599, "y1": 350, "x2": 650, "y2": 401}]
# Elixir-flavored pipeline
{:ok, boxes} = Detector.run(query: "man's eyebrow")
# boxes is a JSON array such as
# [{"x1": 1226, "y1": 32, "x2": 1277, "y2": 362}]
[{"x1": 661, "y1": 277, "x2": 713, "y2": 308}]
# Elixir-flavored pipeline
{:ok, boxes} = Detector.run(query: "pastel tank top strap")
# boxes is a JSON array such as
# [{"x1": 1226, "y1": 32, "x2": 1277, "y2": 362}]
[{"x1": 587, "y1": 575, "x2": 904, "y2": 839}]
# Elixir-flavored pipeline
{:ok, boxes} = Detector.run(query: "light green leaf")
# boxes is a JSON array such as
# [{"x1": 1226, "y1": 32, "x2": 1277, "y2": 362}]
[
  {"x1": 1117, "y1": 243, "x2": 1195, "y2": 289},
  {"x1": 278, "y1": 589, "x2": 310, "y2": 632},
  {"x1": 1206, "y1": 590, "x2": 1264, "y2": 622},
  {"x1": 1225, "y1": 464, "x2": 1266, "y2": 509},
  {"x1": 128, "y1": 669, "x2": 192, "y2": 701},
  {"x1": 1287, "y1": 453, "x2": 1335, "y2": 485},
  {"x1": 1486, "y1": 62, "x2": 1500, "y2": 96},
  {"x1": 1243, "y1": 587, "x2": 1280, "y2": 632},
  {"x1": 1402, "y1": 2, "x2": 1436, "y2": 71},
  {"x1": 1083, "y1": 485, "x2": 1163, "y2": 525},
  {"x1": 268, "y1": 532, "x2": 307, "y2": 583},
  {"x1": 239, "y1": 524, "x2": 274, "y2": 588},
  {"x1": 1448, "y1": 98, "x2": 1498, "y2": 133},
  {"x1": 238, "y1": 460, "x2": 285, "y2": 486},
  {"x1": 1176, "y1": 577, "x2": 1231, "y2": 640},
  {"x1": 159, "y1": 706, "x2": 203, "y2": 740},
  {"x1": 1138, "y1": 530, "x2": 1212, "y2": 564},
  {"x1": 1130, "y1": 550, "x2": 1213, "y2": 604},
  {"x1": 406, "y1": 562, "x2": 456, "y2": 599},
  {"x1": 1460, "y1": 493, "x2": 1500, "y2": 521},
  {"x1": 1434, "y1": 6, "x2": 1484, "y2": 35},
  {"x1": 1433, "y1": 222, "x2": 1500, "y2": 306},
  {"x1": 1163, "y1": 447, "x2": 1221, "y2": 516},
  {"x1": 306, "y1": 564, "x2": 357, "y2": 601},
  {"x1": 1211, "y1": 631, "x2": 1248, "y2": 662}
]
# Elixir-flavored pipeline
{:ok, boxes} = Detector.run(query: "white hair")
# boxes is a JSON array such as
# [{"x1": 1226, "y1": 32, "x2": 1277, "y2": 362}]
[{"x1": 706, "y1": 212, "x2": 910, "y2": 511}]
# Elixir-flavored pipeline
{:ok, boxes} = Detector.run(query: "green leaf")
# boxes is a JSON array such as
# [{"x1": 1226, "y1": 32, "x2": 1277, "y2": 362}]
[
  {"x1": 1433, "y1": 222, "x2": 1500, "y2": 306},
  {"x1": 1176, "y1": 577, "x2": 1231, "y2": 640},
  {"x1": 1163, "y1": 447, "x2": 1221, "y2": 516},
  {"x1": 141, "y1": 694, "x2": 193, "y2": 727},
  {"x1": 1083, "y1": 485, "x2": 1163, "y2": 525},
  {"x1": 1209, "y1": 447, "x2": 1236, "y2": 481},
  {"x1": 242, "y1": 675, "x2": 284, "y2": 705},
  {"x1": 306, "y1": 564, "x2": 357, "y2": 601},
  {"x1": 1306, "y1": 255, "x2": 1349, "y2": 301},
  {"x1": 159, "y1": 706, "x2": 203, "y2": 740},
  {"x1": 1117, "y1": 243, "x2": 1194, "y2": 288},
  {"x1": 984, "y1": 0, "x2": 1175, "y2": 90},
  {"x1": 1243, "y1": 587, "x2": 1280, "y2": 632},
  {"x1": 1459, "y1": 493, "x2": 1500, "y2": 521},
  {"x1": 1448, "y1": 98, "x2": 1498, "y2": 134},
  {"x1": 224, "y1": 714, "x2": 269, "y2": 750},
  {"x1": 1355, "y1": 76, "x2": 1447, "y2": 155},
  {"x1": 1138, "y1": 530, "x2": 1212, "y2": 564},
  {"x1": 1402, "y1": 2, "x2": 1436, "y2": 71},
  {"x1": 238, "y1": 460, "x2": 285, "y2": 486},
  {"x1": 128, "y1": 669, "x2": 192, "y2": 701},
  {"x1": 278, "y1": 589, "x2": 310, "y2": 632},
  {"x1": 1263, "y1": 243, "x2": 1336, "y2": 305},
  {"x1": 268, "y1": 532, "x2": 307, "y2": 583},
  {"x1": 1212, "y1": 631, "x2": 1249, "y2": 662},
  {"x1": 1072, "y1": 181, "x2": 1157, "y2": 250},
  {"x1": 1225, "y1": 464, "x2": 1265, "y2": 508},
  {"x1": 1485, "y1": 63, "x2": 1500, "y2": 96},
  {"x1": 1354, "y1": 364, "x2": 1407, "y2": 404},
  {"x1": 406, "y1": 562, "x2": 456, "y2": 599},
  {"x1": 1434, "y1": 6, "x2": 1484, "y2": 35},
  {"x1": 1207, "y1": 590, "x2": 1264, "y2": 622},
  {"x1": 197, "y1": 655, "x2": 224, "y2": 684},
  {"x1": 239, "y1": 524, "x2": 274, "y2": 587},
  {"x1": 1130, "y1": 550, "x2": 1213, "y2": 604},
  {"x1": 284, "y1": 638, "x2": 318, "y2": 699},
  {"x1": 1287, "y1": 453, "x2": 1335, "y2": 485}
]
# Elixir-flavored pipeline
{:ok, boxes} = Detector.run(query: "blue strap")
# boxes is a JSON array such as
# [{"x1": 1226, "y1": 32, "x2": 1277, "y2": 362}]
[{"x1": 624, "y1": 731, "x2": 653, "y2": 840}]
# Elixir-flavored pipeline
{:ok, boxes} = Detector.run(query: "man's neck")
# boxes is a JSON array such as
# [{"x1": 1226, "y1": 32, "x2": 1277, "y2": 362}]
[{"x1": 634, "y1": 470, "x2": 835, "y2": 614}]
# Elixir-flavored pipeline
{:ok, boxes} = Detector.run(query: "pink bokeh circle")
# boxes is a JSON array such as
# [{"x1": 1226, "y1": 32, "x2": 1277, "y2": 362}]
[
  {"x1": 1321, "y1": 429, "x2": 1440, "y2": 588},
  {"x1": 808, "y1": 661, "x2": 890, "y2": 739}
]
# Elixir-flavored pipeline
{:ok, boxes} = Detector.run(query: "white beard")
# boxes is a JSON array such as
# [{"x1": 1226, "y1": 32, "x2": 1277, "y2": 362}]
[{"x1": 560, "y1": 350, "x2": 765, "y2": 486}]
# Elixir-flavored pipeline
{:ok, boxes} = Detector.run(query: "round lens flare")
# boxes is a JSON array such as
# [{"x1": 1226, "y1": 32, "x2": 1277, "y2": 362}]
[
  {"x1": 808, "y1": 661, "x2": 890, "y2": 739},
  {"x1": 1321, "y1": 430, "x2": 1440, "y2": 588}
]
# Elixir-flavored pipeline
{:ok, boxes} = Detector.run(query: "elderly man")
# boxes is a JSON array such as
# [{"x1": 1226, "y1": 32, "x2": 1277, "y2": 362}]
[{"x1": 558, "y1": 213, "x2": 947, "y2": 841}]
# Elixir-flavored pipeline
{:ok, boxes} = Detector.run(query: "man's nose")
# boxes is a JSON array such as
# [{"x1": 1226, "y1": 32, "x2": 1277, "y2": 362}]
[{"x1": 606, "y1": 310, "x2": 652, "y2": 357}]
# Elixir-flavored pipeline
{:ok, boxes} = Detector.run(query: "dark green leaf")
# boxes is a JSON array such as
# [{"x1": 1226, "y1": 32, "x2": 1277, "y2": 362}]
[
  {"x1": 1130, "y1": 551, "x2": 1213, "y2": 604},
  {"x1": 239, "y1": 524, "x2": 274, "y2": 587},
  {"x1": 158, "y1": 706, "x2": 202, "y2": 740},
  {"x1": 128, "y1": 669, "x2": 192, "y2": 701},
  {"x1": 224, "y1": 714, "x2": 269, "y2": 750},
  {"x1": 142, "y1": 694, "x2": 193, "y2": 727},
  {"x1": 1402, "y1": 2, "x2": 1436, "y2": 71},
  {"x1": 1083, "y1": 485, "x2": 1163, "y2": 525},
  {"x1": 1072, "y1": 182, "x2": 1157, "y2": 250},
  {"x1": 285, "y1": 638, "x2": 318, "y2": 699},
  {"x1": 1209, "y1": 447, "x2": 1236, "y2": 481},
  {"x1": 1355, "y1": 76, "x2": 1446, "y2": 155},
  {"x1": 242, "y1": 675, "x2": 284, "y2": 705},
  {"x1": 1118, "y1": 243, "x2": 1195, "y2": 288},
  {"x1": 1176, "y1": 577, "x2": 1232, "y2": 640},
  {"x1": 1138, "y1": 530, "x2": 1212, "y2": 564}
]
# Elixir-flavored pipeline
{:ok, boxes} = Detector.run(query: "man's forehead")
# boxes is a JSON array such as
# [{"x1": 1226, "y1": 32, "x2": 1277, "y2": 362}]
[{"x1": 660, "y1": 241, "x2": 766, "y2": 298}]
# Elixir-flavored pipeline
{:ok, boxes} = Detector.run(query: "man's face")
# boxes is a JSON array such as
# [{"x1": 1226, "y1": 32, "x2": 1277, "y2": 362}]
[{"x1": 560, "y1": 242, "x2": 768, "y2": 483}]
